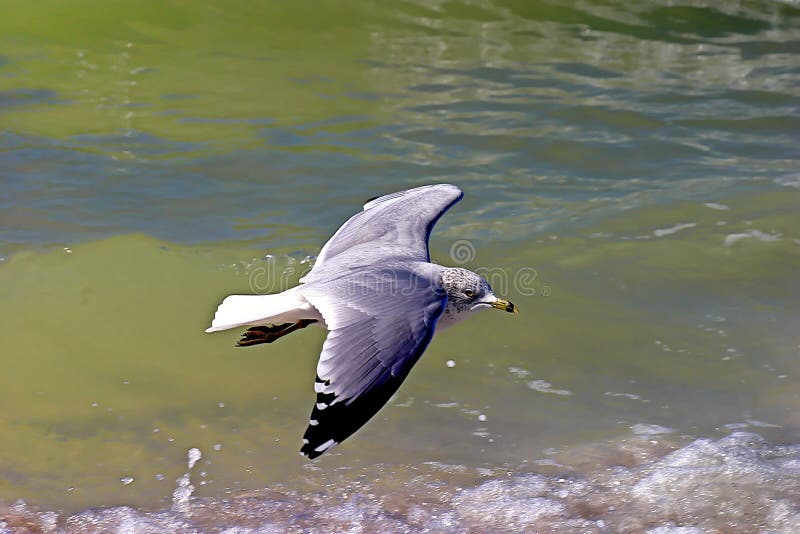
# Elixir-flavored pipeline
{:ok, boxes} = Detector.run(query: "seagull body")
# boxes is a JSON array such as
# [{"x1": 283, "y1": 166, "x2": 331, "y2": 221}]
[{"x1": 206, "y1": 184, "x2": 516, "y2": 458}]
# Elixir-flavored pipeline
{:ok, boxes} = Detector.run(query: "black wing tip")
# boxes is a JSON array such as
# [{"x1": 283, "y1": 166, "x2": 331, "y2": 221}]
[
  {"x1": 300, "y1": 436, "x2": 338, "y2": 459},
  {"x1": 300, "y1": 445, "x2": 321, "y2": 459},
  {"x1": 299, "y1": 377, "x2": 340, "y2": 459}
]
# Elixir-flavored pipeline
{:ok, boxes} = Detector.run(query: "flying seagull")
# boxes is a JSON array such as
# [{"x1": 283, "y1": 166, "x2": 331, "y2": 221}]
[{"x1": 206, "y1": 184, "x2": 517, "y2": 459}]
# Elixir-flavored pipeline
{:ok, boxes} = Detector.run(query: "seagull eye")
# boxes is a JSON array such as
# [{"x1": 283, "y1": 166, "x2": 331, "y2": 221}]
[{"x1": 464, "y1": 289, "x2": 474, "y2": 298}]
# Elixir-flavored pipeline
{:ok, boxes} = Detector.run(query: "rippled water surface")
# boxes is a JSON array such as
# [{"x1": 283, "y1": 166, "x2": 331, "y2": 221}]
[{"x1": 2, "y1": 1, "x2": 800, "y2": 531}]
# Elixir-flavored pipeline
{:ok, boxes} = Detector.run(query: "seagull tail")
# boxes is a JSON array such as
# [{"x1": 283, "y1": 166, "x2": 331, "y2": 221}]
[{"x1": 205, "y1": 291, "x2": 305, "y2": 333}]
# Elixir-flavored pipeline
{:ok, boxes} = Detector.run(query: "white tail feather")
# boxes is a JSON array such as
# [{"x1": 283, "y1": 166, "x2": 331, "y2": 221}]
[{"x1": 205, "y1": 290, "x2": 306, "y2": 333}]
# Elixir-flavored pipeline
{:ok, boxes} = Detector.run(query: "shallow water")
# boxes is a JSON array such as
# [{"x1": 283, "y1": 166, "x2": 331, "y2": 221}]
[
  {"x1": 2, "y1": 0, "x2": 800, "y2": 531},
  {"x1": 4, "y1": 430, "x2": 800, "y2": 532}
]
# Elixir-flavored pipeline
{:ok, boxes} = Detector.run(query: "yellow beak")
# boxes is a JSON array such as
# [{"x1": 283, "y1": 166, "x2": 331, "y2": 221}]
[{"x1": 491, "y1": 299, "x2": 518, "y2": 314}]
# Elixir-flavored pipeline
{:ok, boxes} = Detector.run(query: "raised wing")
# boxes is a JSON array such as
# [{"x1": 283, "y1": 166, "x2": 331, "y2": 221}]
[
  {"x1": 298, "y1": 268, "x2": 447, "y2": 458},
  {"x1": 302, "y1": 184, "x2": 462, "y2": 282}
]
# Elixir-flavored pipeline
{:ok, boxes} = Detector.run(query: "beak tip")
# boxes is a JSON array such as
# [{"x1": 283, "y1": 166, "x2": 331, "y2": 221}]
[{"x1": 492, "y1": 299, "x2": 518, "y2": 314}]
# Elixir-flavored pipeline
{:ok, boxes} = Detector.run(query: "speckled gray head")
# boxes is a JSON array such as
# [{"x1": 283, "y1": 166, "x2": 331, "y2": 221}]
[{"x1": 439, "y1": 267, "x2": 517, "y2": 328}]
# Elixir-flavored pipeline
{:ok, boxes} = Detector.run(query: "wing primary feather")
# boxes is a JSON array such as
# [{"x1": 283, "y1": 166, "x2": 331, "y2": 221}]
[
  {"x1": 305, "y1": 184, "x2": 463, "y2": 280},
  {"x1": 300, "y1": 275, "x2": 446, "y2": 459},
  {"x1": 300, "y1": 315, "x2": 438, "y2": 459}
]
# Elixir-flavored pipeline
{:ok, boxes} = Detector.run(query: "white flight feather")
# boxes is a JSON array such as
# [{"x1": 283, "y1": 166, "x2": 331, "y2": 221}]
[{"x1": 205, "y1": 288, "x2": 321, "y2": 333}]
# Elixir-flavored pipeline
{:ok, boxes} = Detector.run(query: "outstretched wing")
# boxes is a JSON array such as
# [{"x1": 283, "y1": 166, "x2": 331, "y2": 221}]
[
  {"x1": 299, "y1": 268, "x2": 447, "y2": 458},
  {"x1": 301, "y1": 184, "x2": 462, "y2": 282}
]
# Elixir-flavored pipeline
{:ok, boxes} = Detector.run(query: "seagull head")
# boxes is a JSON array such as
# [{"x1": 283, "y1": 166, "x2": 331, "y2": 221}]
[{"x1": 441, "y1": 267, "x2": 518, "y2": 316}]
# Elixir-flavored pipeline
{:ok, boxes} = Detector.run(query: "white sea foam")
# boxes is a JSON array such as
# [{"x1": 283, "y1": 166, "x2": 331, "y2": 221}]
[
  {"x1": 653, "y1": 222, "x2": 696, "y2": 237},
  {"x1": 527, "y1": 379, "x2": 573, "y2": 396},
  {"x1": 4, "y1": 432, "x2": 799, "y2": 533},
  {"x1": 724, "y1": 229, "x2": 782, "y2": 246},
  {"x1": 172, "y1": 448, "x2": 202, "y2": 513}
]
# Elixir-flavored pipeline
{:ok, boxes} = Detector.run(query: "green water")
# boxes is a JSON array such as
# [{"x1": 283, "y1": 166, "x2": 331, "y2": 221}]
[
  {"x1": 1, "y1": 0, "x2": 799, "y2": 519},
  {"x1": 2, "y1": 192, "x2": 799, "y2": 511}
]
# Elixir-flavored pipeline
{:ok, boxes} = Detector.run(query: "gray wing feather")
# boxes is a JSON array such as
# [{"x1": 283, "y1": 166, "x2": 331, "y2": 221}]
[
  {"x1": 303, "y1": 269, "x2": 445, "y2": 401},
  {"x1": 303, "y1": 184, "x2": 462, "y2": 282},
  {"x1": 298, "y1": 268, "x2": 446, "y2": 458}
]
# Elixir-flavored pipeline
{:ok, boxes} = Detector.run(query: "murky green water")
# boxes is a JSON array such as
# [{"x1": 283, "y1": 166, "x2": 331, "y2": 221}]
[{"x1": 2, "y1": 1, "x2": 800, "y2": 530}]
